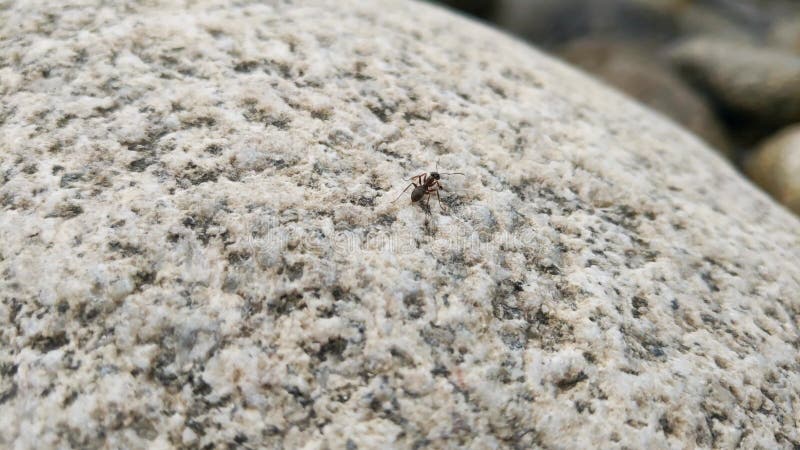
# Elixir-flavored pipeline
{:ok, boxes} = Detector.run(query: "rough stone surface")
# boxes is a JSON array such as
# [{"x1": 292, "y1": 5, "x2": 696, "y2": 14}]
[
  {"x1": 559, "y1": 38, "x2": 730, "y2": 154},
  {"x1": 1, "y1": 1, "x2": 800, "y2": 449},
  {"x1": 745, "y1": 125, "x2": 800, "y2": 215},
  {"x1": 670, "y1": 37, "x2": 800, "y2": 128}
]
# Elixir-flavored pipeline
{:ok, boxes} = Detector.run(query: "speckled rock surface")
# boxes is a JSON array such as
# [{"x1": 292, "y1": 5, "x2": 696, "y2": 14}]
[{"x1": 1, "y1": 1, "x2": 800, "y2": 449}]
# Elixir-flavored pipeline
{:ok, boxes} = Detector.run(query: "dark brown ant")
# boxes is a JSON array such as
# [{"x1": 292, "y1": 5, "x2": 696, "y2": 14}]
[{"x1": 391, "y1": 164, "x2": 464, "y2": 211}]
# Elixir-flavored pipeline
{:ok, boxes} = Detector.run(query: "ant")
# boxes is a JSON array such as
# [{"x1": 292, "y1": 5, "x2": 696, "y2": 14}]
[{"x1": 391, "y1": 163, "x2": 464, "y2": 211}]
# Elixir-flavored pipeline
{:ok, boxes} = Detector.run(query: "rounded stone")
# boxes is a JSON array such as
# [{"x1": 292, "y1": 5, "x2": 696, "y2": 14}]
[
  {"x1": 745, "y1": 125, "x2": 800, "y2": 214},
  {"x1": 1, "y1": 1, "x2": 799, "y2": 449},
  {"x1": 670, "y1": 37, "x2": 800, "y2": 128}
]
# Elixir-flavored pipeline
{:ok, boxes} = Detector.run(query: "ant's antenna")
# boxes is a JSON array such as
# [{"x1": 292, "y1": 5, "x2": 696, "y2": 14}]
[
  {"x1": 434, "y1": 159, "x2": 463, "y2": 176},
  {"x1": 391, "y1": 183, "x2": 415, "y2": 202}
]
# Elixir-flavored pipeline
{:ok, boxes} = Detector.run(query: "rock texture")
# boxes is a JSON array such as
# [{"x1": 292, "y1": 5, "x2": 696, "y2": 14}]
[{"x1": 1, "y1": 1, "x2": 800, "y2": 449}]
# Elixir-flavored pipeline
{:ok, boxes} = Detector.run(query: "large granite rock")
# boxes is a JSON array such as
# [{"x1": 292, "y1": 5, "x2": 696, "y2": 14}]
[{"x1": 1, "y1": 1, "x2": 799, "y2": 449}]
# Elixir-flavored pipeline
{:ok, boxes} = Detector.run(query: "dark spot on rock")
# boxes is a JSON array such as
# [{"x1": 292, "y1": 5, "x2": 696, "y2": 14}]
[
  {"x1": 701, "y1": 271, "x2": 720, "y2": 292},
  {"x1": 22, "y1": 164, "x2": 37, "y2": 174},
  {"x1": 501, "y1": 331, "x2": 526, "y2": 350},
  {"x1": 351, "y1": 196, "x2": 374, "y2": 207},
  {"x1": 234, "y1": 60, "x2": 259, "y2": 72},
  {"x1": 57, "y1": 301, "x2": 69, "y2": 313},
  {"x1": 574, "y1": 400, "x2": 590, "y2": 413},
  {"x1": 0, "y1": 363, "x2": 18, "y2": 377},
  {"x1": 531, "y1": 309, "x2": 549, "y2": 325},
  {"x1": 152, "y1": 349, "x2": 177, "y2": 387},
  {"x1": 369, "y1": 215, "x2": 393, "y2": 228},
  {"x1": 234, "y1": 433, "x2": 248, "y2": 444},
  {"x1": 487, "y1": 81, "x2": 506, "y2": 98},
  {"x1": 318, "y1": 337, "x2": 347, "y2": 362},
  {"x1": 122, "y1": 128, "x2": 168, "y2": 153},
  {"x1": 492, "y1": 280, "x2": 524, "y2": 320},
  {"x1": 56, "y1": 114, "x2": 76, "y2": 127},
  {"x1": 537, "y1": 263, "x2": 561, "y2": 275},
  {"x1": 132, "y1": 414, "x2": 158, "y2": 440},
  {"x1": 331, "y1": 286, "x2": 345, "y2": 301},
  {"x1": 311, "y1": 109, "x2": 332, "y2": 120},
  {"x1": 632, "y1": 296, "x2": 648, "y2": 318},
  {"x1": 227, "y1": 251, "x2": 249, "y2": 265},
  {"x1": 243, "y1": 105, "x2": 291, "y2": 129},
  {"x1": 326, "y1": 129, "x2": 352, "y2": 147},
  {"x1": 367, "y1": 103, "x2": 393, "y2": 123},
  {"x1": 525, "y1": 308, "x2": 575, "y2": 351},
  {"x1": 62, "y1": 390, "x2": 78, "y2": 407},
  {"x1": 403, "y1": 291, "x2": 425, "y2": 319},
  {"x1": 346, "y1": 439, "x2": 358, "y2": 450},
  {"x1": 181, "y1": 162, "x2": 219, "y2": 185},
  {"x1": 431, "y1": 365, "x2": 450, "y2": 377},
  {"x1": 133, "y1": 270, "x2": 156, "y2": 291},
  {"x1": 0, "y1": 383, "x2": 17, "y2": 405},
  {"x1": 649, "y1": 345, "x2": 665, "y2": 357},
  {"x1": 192, "y1": 378, "x2": 212, "y2": 396},
  {"x1": 181, "y1": 214, "x2": 225, "y2": 245},
  {"x1": 182, "y1": 116, "x2": 215, "y2": 128},
  {"x1": 82, "y1": 306, "x2": 99, "y2": 323},
  {"x1": 270, "y1": 291, "x2": 305, "y2": 315},
  {"x1": 266, "y1": 61, "x2": 293, "y2": 78},
  {"x1": 403, "y1": 110, "x2": 431, "y2": 122},
  {"x1": 671, "y1": 299, "x2": 679, "y2": 310},
  {"x1": 556, "y1": 371, "x2": 587, "y2": 391},
  {"x1": 128, "y1": 158, "x2": 153, "y2": 172},
  {"x1": 108, "y1": 241, "x2": 142, "y2": 256},
  {"x1": 287, "y1": 262, "x2": 304, "y2": 281},
  {"x1": 31, "y1": 332, "x2": 69, "y2": 352},
  {"x1": 48, "y1": 203, "x2": 83, "y2": 218},
  {"x1": 186, "y1": 419, "x2": 205, "y2": 436},
  {"x1": 222, "y1": 274, "x2": 238, "y2": 293},
  {"x1": 204, "y1": 144, "x2": 223, "y2": 155},
  {"x1": 412, "y1": 438, "x2": 433, "y2": 450},
  {"x1": 285, "y1": 385, "x2": 312, "y2": 407}
]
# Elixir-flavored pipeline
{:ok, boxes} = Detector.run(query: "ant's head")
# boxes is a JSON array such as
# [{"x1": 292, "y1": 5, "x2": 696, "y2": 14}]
[{"x1": 429, "y1": 172, "x2": 441, "y2": 180}]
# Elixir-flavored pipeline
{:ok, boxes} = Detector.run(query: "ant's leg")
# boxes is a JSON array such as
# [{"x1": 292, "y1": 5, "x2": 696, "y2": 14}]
[
  {"x1": 408, "y1": 173, "x2": 427, "y2": 184},
  {"x1": 391, "y1": 183, "x2": 416, "y2": 203},
  {"x1": 426, "y1": 185, "x2": 445, "y2": 211},
  {"x1": 436, "y1": 189, "x2": 445, "y2": 211}
]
